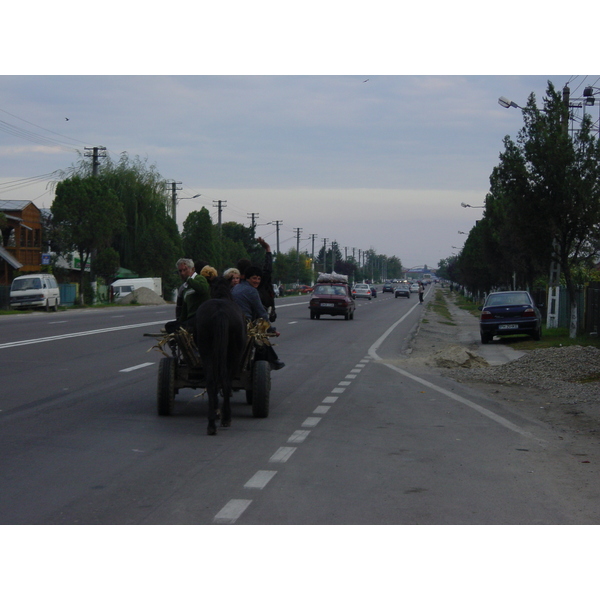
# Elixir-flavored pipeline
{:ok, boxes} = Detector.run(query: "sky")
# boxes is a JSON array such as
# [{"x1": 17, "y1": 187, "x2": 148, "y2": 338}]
[{"x1": 2, "y1": 4, "x2": 599, "y2": 273}]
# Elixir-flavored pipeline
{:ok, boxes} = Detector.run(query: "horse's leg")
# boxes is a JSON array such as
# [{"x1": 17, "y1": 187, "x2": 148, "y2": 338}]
[
  {"x1": 207, "y1": 388, "x2": 217, "y2": 435},
  {"x1": 221, "y1": 391, "x2": 231, "y2": 428},
  {"x1": 205, "y1": 362, "x2": 218, "y2": 435}
]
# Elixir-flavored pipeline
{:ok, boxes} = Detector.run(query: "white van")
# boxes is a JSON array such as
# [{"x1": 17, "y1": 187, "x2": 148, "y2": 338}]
[{"x1": 10, "y1": 274, "x2": 61, "y2": 311}]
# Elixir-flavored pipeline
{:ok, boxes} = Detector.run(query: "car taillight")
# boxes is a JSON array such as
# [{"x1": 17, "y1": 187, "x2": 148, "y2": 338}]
[
  {"x1": 523, "y1": 308, "x2": 535, "y2": 315},
  {"x1": 480, "y1": 310, "x2": 494, "y2": 320}
]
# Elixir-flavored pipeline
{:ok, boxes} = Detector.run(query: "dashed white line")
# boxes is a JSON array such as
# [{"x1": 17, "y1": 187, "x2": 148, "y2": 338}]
[
  {"x1": 331, "y1": 387, "x2": 346, "y2": 394},
  {"x1": 313, "y1": 405, "x2": 330, "y2": 415},
  {"x1": 244, "y1": 471, "x2": 277, "y2": 489},
  {"x1": 214, "y1": 499, "x2": 252, "y2": 524},
  {"x1": 120, "y1": 362, "x2": 154, "y2": 372},
  {"x1": 303, "y1": 417, "x2": 322, "y2": 427},
  {"x1": 323, "y1": 396, "x2": 338, "y2": 404},
  {"x1": 269, "y1": 447, "x2": 296, "y2": 463},
  {"x1": 345, "y1": 374, "x2": 357, "y2": 379},
  {"x1": 288, "y1": 430, "x2": 310, "y2": 444}
]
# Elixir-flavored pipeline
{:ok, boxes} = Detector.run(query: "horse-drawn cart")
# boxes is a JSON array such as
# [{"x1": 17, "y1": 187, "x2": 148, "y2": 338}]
[{"x1": 145, "y1": 319, "x2": 274, "y2": 420}]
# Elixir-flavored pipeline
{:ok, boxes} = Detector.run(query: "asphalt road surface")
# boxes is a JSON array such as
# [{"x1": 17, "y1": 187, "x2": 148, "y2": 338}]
[{"x1": 2, "y1": 286, "x2": 599, "y2": 525}]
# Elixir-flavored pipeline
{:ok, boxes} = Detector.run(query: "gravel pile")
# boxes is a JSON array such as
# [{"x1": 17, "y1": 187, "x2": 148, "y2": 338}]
[
  {"x1": 449, "y1": 345, "x2": 600, "y2": 405},
  {"x1": 115, "y1": 287, "x2": 167, "y2": 306}
]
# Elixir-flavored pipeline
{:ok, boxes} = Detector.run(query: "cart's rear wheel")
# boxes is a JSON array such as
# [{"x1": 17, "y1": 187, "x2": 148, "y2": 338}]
[
  {"x1": 251, "y1": 360, "x2": 270, "y2": 418},
  {"x1": 157, "y1": 356, "x2": 176, "y2": 415}
]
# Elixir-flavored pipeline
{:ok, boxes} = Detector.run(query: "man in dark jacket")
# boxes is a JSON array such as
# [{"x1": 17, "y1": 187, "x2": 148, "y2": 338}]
[{"x1": 231, "y1": 265, "x2": 285, "y2": 370}]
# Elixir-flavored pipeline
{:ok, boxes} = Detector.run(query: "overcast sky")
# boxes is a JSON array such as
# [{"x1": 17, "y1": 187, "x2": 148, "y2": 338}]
[{"x1": 2, "y1": 5, "x2": 598, "y2": 272}]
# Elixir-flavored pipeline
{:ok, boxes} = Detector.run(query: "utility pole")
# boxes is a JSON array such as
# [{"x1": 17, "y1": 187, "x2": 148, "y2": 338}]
[
  {"x1": 167, "y1": 181, "x2": 182, "y2": 223},
  {"x1": 272, "y1": 220, "x2": 283, "y2": 255},
  {"x1": 213, "y1": 200, "x2": 227, "y2": 271},
  {"x1": 84, "y1": 146, "x2": 106, "y2": 177},
  {"x1": 247, "y1": 212, "x2": 259, "y2": 231},
  {"x1": 309, "y1": 233, "x2": 317, "y2": 284},
  {"x1": 83, "y1": 146, "x2": 106, "y2": 293},
  {"x1": 294, "y1": 228, "x2": 302, "y2": 284},
  {"x1": 547, "y1": 85, "x2": 571, "y2": 328}
]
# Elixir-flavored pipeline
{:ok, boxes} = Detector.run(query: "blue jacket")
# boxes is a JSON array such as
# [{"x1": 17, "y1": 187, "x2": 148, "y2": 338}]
[{"x1": 231, "y1": 280, "x2": 269, "y2": 321}]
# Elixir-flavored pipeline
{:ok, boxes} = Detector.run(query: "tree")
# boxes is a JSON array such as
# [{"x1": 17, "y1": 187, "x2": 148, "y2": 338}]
[
  {"x1": 491, "y1": 82, "x2": 600, "y2": 336},
  {"x1": 52, "y1": 175, "x2": 125, "y2": 304},
  {"x1": 182, "y1": 208, "x2": 217, "y2": 265},
  {"x1": 55, "y1": 152, "x2": 183, "y2": 297}
]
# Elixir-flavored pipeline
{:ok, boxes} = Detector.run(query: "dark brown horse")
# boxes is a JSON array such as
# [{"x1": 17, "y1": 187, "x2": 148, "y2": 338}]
[{"x1": 195, "y1": 277, "x2": 247, "y2": 435}]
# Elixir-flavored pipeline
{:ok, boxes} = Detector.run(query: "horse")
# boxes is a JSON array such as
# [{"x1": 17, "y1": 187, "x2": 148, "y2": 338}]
[{"x1": 195, "y1": 276, "x2": 247, "y2": 435}]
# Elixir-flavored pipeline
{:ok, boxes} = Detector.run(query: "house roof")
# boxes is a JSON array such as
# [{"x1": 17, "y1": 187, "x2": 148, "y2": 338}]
[
  {"x1": 0, "y1": 200, "x2": 37, "y2": 212},
  {"x1": 0, "y1": 245, "x2": 23, "y2": 269}
]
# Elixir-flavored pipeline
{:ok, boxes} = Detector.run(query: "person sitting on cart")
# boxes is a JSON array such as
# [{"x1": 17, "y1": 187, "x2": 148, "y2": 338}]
[
  {"x1": 165, "y1": 258, "x2": 211, "y2": 334},
  {"x1": 231, "y1": 265, "x2": 285, "y2": 370}
]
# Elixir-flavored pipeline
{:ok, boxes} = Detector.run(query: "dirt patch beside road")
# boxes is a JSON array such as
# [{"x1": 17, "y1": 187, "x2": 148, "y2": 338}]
[{"x1": 398, "y1": 289, "x2": 600, "y2": 443}]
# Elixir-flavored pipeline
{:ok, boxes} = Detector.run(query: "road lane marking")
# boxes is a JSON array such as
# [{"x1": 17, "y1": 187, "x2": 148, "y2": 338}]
[
  {"x1": 0, "y1": 320, "x2": 166, "y2": 350},
  {"x1": 302, "y1": 417, "x2": 321, "y2": 427},
  {"x1": 345, "y1": 374, "x2": 357, "y2": 379},
  {"x1": 244, "y1": 471, "x2": 277, "y2": 489},
  {"x1": 337, "y1": 381, "x2": 351, "y2": 387},
  {"x1": 313, "y1": 405, "x2": 330, "y2": 415},
  {"x1": 214, "y1": 499, "x2": 252, "y2": 524},
  {"x1": 120, "y1": 362, "x2": 154, "y2": 372},
  {"x1": 367, "y1": 302, "x2": 543, "y2": 441},
  {"x1": 269, "y1": 447, "x2": 296, "y2": 463},
  {"x1": 287, "y1": 430, "x2": 310, "y2": 443},
  {"x1": 331, "y1": 387, "x2": 346, "y2": 394},
  {"x1": 323, "y1": 396, "x2": 338, "y2": 403}
]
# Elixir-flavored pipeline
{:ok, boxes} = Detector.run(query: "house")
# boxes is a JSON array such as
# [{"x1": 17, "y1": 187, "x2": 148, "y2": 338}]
[{"x1": 0, "y1": 200, "x2": 43, "y2": 286}]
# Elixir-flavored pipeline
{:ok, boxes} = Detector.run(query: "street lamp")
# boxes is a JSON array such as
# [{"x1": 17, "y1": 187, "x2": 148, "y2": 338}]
[
  {"x1": 457, "y1": 231, "x2": 467, "y2": 235},
  {"x1": 498, "y1": 96, "x2": 523, "y2": 110},
  {"x1": 461, "y1": 202, "x2": 484, "y2": 209}
]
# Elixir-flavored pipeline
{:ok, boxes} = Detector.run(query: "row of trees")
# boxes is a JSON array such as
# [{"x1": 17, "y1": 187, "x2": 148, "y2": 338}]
[
  {"x1": 437, "y1": 82, "x2": 600, "y2": 337},
  {"x1": 47, "y1": 153, "x2": 404, "y2": 302}
]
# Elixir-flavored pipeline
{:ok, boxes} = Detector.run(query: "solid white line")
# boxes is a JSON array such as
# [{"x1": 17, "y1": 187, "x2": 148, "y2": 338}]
[
  {"x1": 288, "y1": 430, "x2": 310, "y2": 444},
  {"x1": 119, "y1": 362, "x2": 154, "y2": 373},
  {"x1": 367, "y1": 295, "x2": 541, "y2": 440},
  {"x1": 0, "y1": 320, "x2": 166, "y2": 350},
  {"x1": 214, "y1": 499, "x2": 252, "y2": 524},
  {"x1": 269, "y1": 447, "x2": 296, "y2": 463},
  {"x1": 244, "y1": 471, "x2": 277, "y2": 489}
]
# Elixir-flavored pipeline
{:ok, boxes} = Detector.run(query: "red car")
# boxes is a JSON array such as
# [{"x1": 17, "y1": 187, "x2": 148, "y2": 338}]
[{"x1": 309, "y1": 283, "x2": 355, "y2": 320}]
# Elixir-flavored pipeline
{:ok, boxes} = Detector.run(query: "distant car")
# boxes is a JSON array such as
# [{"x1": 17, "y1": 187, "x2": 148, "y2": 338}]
[
  {"x1": 382, "y1": 282, "x2": 394, "y2": 293},
  {"x1": 352, "y1": 283, "x2": 372, "y2": 300},
  {"x1": 394, "y1": 284, "x2": 410, "y2": 298},
  {"x1": 370, "y1": 286, "x2": 377, "y2": 298},
  {"x1": 309, "y1": 283, "x2": 355, "y2": 320},
  {"x1": 299, "y1": 285, "x2": 314, "y2": 294},
  {"x1": 409, "y1": 283, "x2": 419, "y2": 293},
  {"x1": 479, "y1": 291, "x2": 542, "y2": 344}
]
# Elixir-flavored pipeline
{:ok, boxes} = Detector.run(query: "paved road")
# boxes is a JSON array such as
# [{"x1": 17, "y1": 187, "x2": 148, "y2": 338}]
[{"x1": 1, "y1": 286, "x2": 599, "y2": 525}]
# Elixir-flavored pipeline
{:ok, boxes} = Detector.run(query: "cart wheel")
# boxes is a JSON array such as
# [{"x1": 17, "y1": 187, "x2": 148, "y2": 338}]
[
  {"x1": 251, "y1": 360, "x2": 271, "y2": 418},
  {"x1": 157, "y1": 356, "x2": 176, "y2": 415}
]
